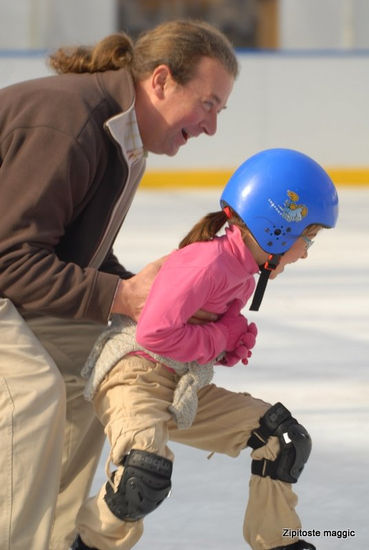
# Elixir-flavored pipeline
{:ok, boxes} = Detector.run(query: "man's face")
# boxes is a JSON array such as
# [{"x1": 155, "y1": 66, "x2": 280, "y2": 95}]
[{"x1": 137, "y1": 56, "x2": 234, "y2": 156}]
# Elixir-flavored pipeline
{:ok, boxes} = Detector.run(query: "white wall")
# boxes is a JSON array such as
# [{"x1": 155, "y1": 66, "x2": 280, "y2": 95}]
[
  {"x1": 1, "y1": 51, "x2": 368, "y2": 170},
  {"x1": 0, "y1": 54, "x2": 50, "y2": 88},
  {"x1": 2, "y1": 1, "x2": 369, "y2": 51},
  {"x1": 0, "y1": 0, "x2": 116, "y2": 49},
  {"x1": 280, "y1": 0, "x2": 369, "y2": 50},
  {"x1": 146, "y1": 52, "x2": 369, "y2": 171}
]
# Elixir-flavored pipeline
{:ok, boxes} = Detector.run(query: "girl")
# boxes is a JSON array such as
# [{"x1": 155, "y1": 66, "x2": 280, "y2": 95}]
[{"x1": 74, "y1": 148, "x2": 338, "y2": 550}]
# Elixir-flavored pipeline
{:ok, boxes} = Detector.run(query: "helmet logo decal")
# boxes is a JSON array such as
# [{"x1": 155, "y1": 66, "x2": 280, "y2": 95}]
[{"x1": 268, "y1": 190, "x2": 308, "y2": 222}]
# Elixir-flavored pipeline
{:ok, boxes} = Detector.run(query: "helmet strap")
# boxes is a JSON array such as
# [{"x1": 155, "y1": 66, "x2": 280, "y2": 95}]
[
  {"x1": 223, "y1": 206, "x2": 232, "y2": 219},
  {"x1": 249, "y1": 254, "x2": 281, "y2": 311}
]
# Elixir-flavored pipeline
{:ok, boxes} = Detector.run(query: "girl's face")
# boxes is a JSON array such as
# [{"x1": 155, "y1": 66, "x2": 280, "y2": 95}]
[
  {"x1": 136, "y1": 56, "x2": 234, "y2": 156},
  {"x1": 269, "y1": 229, "x2": 320, "y2": 279}
]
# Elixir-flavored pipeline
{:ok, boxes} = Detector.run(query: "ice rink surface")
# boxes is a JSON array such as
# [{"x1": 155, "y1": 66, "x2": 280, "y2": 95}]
[{"x1": 90, "y1": 186, "x2": 369, "y2": 550}]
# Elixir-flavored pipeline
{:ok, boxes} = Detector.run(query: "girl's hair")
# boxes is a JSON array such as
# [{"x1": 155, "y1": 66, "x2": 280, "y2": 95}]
[
  {"x1": 178, "y1": 209, "x2": 323, "y2": 249},
  {"x1": 178, "y1": 209, "x2": 247, "y2": 249},
  {"x1": 48, "y1": 20, "x2": 239, "y2": 83}
]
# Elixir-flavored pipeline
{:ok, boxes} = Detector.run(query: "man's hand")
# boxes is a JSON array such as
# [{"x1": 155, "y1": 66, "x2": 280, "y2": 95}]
[
  {"x1": 188, "y1": 309, "x2": 219, "y2": 325},
  {"x1": 110, "y1": 255, "x2": 168, "y2": 321},
  {"x1": 111, "y1": 254, "x2": 219, "y2": 325}
]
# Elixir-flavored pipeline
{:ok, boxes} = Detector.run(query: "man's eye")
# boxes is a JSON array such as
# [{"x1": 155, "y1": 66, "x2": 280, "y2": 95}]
[{"x1": 203, "y1": 101, "x2": 214, "y2": 112}]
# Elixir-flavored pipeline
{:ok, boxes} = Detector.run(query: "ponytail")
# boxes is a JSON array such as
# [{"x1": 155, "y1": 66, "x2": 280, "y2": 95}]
[
  {"x1": 179, "y1": 211, "x2": 227, "y2": 249},
  {"x1": 179, "y1": 206, "x2": 250, "y2": 249},
  {"x1": 48, "y1": 33, "x2": 134, "y2": 74},
  {"x1": 48, "y1": 20, "x2": 238, "y2": 81}
]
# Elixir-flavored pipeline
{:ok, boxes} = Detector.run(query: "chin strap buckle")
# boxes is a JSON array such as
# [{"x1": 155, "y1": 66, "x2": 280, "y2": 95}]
[
  {"x1": 249, "y1": 254, "x2": 281, "y2": 311},
  {"x1": 264, "y1": 254, "x2": 280, "y2": 271}
]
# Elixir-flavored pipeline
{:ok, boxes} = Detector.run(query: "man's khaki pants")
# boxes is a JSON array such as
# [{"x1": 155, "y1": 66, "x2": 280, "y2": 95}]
[
  {"x1": 76, "y1": 355, "x2": 302, "y2": 550},
  {"x1": 0, "y1": 298, "x2": 106, "y2": 550}
]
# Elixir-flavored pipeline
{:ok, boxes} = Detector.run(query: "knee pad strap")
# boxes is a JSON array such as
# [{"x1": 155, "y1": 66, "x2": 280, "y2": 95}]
[
  {"x1": 104, "y1": 449, "x2": 172, "y2": 521},
  {"x1": 248, "y1": 403, "x2": 312, "y2": 483}
]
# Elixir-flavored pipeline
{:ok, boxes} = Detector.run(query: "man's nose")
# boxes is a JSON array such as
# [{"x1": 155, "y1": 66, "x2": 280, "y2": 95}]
[{"x1": 202, "y1": 112, "x2": 217, "y2": 136}]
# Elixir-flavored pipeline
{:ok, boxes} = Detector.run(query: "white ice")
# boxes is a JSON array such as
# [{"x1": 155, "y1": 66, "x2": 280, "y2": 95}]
[{"x1": 90, "y1": 186, "x2": 369, "y2": 550}]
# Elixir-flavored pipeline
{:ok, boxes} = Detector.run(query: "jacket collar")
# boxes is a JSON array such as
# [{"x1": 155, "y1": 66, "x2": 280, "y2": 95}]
[
  {"x1": 96, "y1": 68, "x2": 135, "y2": 113},
  {"x1": 97, "y1": 69, "x2": 145, "y2": 165},
  {"x1": 104, "y1": 106, "x2": 144, "y2": 165}
]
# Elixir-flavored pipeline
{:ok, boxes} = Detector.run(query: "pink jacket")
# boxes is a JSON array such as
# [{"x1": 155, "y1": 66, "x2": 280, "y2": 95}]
[{"x1": 136, "y1": 225, "x2": 259, "y2": 365}]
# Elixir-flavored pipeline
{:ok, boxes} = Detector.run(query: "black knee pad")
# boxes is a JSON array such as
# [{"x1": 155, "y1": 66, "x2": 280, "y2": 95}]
[
  {"x1": 104, "y1": 449, "x2": 173, "y2": 521},
  {"x1": 247, "y1": 402, "x2": 312, "y2": 483}
]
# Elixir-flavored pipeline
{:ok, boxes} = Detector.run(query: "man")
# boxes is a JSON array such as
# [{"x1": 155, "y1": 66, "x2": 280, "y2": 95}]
[{"x1": 0, "y1": 20, "x2": 237, "y2": 550}]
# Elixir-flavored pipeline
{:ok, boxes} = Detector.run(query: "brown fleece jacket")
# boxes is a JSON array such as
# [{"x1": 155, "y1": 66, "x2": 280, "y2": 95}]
[{"x1": 0, "y1": 68, "x2": 146, "y2": 323}]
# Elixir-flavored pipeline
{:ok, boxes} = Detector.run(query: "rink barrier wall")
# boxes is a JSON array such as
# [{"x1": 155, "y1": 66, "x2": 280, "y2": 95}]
[
  {"x1": 1, "y1": 49, "x2": 369, "y2": 187},
  {"x1": 140, "y1": 168, "x2": 369, "y2": 188}
]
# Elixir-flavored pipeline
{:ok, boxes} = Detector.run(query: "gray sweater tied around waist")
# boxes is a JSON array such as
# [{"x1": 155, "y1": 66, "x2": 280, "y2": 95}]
[{"x1": 81, "y1": 315, "x2": 215, "y2": 429}]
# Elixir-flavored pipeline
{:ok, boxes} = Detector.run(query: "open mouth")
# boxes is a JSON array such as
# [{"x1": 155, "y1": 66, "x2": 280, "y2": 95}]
[{"x1": 181, "y1": 129, "x2": 189, "y2": 142}]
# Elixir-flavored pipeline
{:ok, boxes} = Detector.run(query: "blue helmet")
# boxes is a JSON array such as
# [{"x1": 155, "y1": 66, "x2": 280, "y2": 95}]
[{"x1": 220, "y1": 148, "x2": 339, "y2": 254}]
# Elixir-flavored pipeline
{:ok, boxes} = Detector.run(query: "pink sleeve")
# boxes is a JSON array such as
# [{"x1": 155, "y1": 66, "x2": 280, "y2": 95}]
[{"x1": 136, "y1": 258, "x2": 232, "y2": 364}]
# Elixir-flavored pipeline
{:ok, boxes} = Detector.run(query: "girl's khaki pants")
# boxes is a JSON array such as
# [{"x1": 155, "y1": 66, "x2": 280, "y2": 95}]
[
  {"x1": 76, "y1": 355, "x2": 302, "y2": 550},
  {"x1": 0, "y1": 298, "x2": 106, "y2": 550}
]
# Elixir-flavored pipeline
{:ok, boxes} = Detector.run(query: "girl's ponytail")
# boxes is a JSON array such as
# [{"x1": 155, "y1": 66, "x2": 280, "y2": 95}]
[{"x1": 178, "y1": 210, "x2": 228, "y2": 249}]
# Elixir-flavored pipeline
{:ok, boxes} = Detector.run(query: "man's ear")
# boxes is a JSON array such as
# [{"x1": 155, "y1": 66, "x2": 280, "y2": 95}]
[{"x1": 151, "y1": 64, "x2": 173, "y2": 99}]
